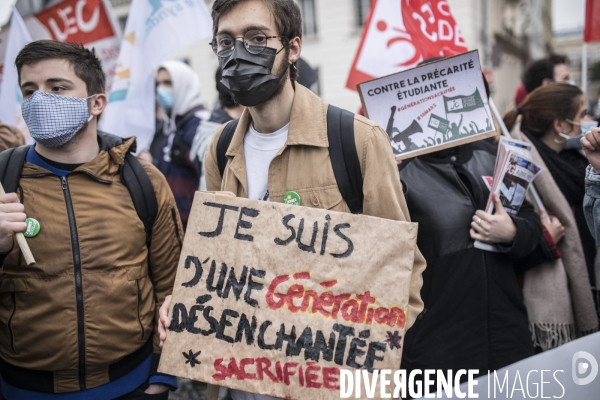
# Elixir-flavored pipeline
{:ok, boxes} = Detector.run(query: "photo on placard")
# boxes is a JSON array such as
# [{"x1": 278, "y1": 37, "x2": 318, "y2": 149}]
[
  {"x1": 358, "y1": 50, "x2": 497, "y2": 160},
  {"x1": 499, "y1": 160, "x2": 528, "y2": 214}
]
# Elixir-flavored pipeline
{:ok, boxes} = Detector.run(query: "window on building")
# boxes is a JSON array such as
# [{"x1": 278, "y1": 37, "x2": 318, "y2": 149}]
[
  {"x1": 355, "y1": 0, "x2": 372, "y2": 27},
  {"x1": 298, "y1": 0, "x2": 318, "y2": 36}
]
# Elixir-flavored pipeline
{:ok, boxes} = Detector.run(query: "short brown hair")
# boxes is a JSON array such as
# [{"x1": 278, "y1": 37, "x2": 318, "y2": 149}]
[
  {"x1": 15, "y1": 40, "x2": 106, "y2": 95},
  {"x1": 211, "y1": 0, "x2": 302, "y2": 82},
  {"x1": 503, "y1": 83, "x2": 583, "y2": 136}
]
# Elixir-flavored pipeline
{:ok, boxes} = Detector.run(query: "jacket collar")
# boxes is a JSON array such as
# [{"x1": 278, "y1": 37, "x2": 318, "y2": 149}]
[
  {"x1": 77, "y1": 132, "x2": 136, "y2": 181},
  {"x1": 23, "y1": 132, "x2": 137, "y2": 182},
  {"x1": 226, "y1": 84, "x2": 329, "y2": 158}
]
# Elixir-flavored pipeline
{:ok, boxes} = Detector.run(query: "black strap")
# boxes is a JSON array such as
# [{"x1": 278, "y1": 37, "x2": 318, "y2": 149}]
[
  {"x1": 0, "y1": 146, "x2": 158, "y2": 240},
  {"x1": 0, "y1": 337, "x2": 154, "y2": 393},
  {"x1": 0, "y1": 145, "x2": 31, "y2": 194},
  {"x1": 0, "y1": 146, "x2": 158, "y2": 243},
  {"x1": 327, "y1": 105, "x2": 363, "y2": 214},
  {"x1": 214, "y1": 107, "x2": 363, "y2": 213},
  {"x1": 121, "y1": 153, "x2": 158, "y2": 251},
  {"x1": 217, "y1": 119, "x2": 239, "y2": 177}
]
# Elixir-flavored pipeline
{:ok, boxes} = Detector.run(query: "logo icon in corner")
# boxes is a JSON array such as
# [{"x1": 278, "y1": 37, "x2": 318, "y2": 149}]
[{"x1": 572, "y1": 351, "x2": 599, "y2": 385}]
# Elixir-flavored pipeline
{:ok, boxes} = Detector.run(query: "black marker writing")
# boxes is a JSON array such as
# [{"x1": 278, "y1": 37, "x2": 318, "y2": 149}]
[
  {"x1": 182, "y1": 256, "x2": 203, "y2": 288},
  {"x1": 331, "y1": 223, "x2": 354, "y2": 258},
  {"x1": 235, "y1": 207, "x2": 259, "y2": 242},
  {"x1": 199, "y1": 202, "x2": 239, "y2": 238}
]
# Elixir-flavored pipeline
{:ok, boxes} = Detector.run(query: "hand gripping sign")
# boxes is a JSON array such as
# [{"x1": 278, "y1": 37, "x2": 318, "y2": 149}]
[{"x1": 158, "y1": 192, "x2": 419, "y2": 399}]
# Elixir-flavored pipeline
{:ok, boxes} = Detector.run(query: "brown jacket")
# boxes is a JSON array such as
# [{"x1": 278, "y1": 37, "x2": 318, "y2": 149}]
[
  {"x1": 0, "y1": 133, "x2": 182, "y2": 392},
  {"x1": 0, "y1": 124, "x2": 26, "y2": 152},
  {"x1": 205, "y1": 84, "x2": 426, "y2": 330}
]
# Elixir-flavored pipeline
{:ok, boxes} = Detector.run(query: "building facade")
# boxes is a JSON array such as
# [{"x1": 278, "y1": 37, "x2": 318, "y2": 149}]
[
  {"x1": 553, "y1": 28, "x2": 600, "y2": 110},
  {"x1": 113, "y1": 0, "x2": 555, "y2": 116},
  {"x1": 10, "y1": 0, "x2": 557, "y2": 116}
]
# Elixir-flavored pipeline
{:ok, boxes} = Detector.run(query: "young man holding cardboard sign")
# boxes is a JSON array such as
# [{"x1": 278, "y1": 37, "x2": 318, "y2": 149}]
[{"x1": 158, "y1": 0, "x2": 426, "y2": 398}]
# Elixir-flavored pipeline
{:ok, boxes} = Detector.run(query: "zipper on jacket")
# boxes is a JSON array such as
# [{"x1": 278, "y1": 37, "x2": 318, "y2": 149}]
[
  {"x1": 136, "y1": 280, "x2": 145, "y2": 340},
  {"x1": 61, "y1": 176, "x2": 87, "y2": 390},
  {"x1": 8, "y1": 292, "x2": 17, "y2": 354},
  {"x1": 171, "y1": 207, "x2": 182, "y2": 249}
]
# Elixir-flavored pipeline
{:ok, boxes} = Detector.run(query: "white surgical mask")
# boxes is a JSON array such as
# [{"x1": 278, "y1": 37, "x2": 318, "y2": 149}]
[
  {"x1": 22, "y1": 91, "x2": 95, "y2": 147},
  {"x1": 564, "y1": 119, "x2": 599, "y2": 149},
  {"x1": 554, "y1": 131, "x2": 571, "y2": 143},
  {"x1": 156, "y1": 86, "x2": 174, "y2": 114}
]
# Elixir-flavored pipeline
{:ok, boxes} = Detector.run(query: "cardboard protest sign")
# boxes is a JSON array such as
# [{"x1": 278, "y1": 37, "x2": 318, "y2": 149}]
[
  {"x1": 158, "y1": 192, "x2": 419, "y2": 399},
  {"x1": 357, "y1": 51, "x2": 496, "y2": 160}
]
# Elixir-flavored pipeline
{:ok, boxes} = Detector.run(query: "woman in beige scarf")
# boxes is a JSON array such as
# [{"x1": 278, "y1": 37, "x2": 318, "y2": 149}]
[{"x1": 503, "y1": 83, "x2": 598, "y2": 349}]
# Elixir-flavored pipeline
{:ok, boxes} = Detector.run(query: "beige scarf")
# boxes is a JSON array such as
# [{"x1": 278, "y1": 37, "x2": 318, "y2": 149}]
[{"x1": 510, "y1": 120, "x2": 598, "y2": 350}]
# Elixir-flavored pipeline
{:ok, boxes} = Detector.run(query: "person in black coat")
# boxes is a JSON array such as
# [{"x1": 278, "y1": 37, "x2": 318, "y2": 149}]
[{"x1": 399, "y1": 139, "x2": 543, "y2": 394}]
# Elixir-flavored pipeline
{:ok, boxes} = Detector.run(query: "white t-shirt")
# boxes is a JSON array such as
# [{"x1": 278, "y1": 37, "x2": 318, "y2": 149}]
[
  {"x1": 243, "y1": 122, "x2": 289, "y2": 200},
  {"x1": 229, "y1": 123, "x2": 288, "y2": 400}
]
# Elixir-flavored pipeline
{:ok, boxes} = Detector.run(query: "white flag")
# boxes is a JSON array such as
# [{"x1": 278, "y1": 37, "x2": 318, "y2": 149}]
[
  {"x1": 0, "y1": 6, "x2": 32, "y2": 140},
  {"x1": 101, "y1": 0, "x2": 213, "y2": 152}
]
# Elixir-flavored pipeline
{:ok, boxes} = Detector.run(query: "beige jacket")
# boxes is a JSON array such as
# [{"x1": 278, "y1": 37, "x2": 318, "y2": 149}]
[{"x1": 205, "y1": 84, "x2": 426, "y2": 329}]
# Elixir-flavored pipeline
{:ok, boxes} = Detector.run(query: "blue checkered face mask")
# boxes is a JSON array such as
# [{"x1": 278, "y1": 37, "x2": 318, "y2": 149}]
[{"x1": 22, "y1": 91, "x2": 95, "y2": 147}]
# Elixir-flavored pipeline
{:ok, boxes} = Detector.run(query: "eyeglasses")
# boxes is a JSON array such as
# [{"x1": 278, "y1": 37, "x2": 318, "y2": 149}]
[{"x1": 210, "y1": 29, "x2": 286, "y2": 58}]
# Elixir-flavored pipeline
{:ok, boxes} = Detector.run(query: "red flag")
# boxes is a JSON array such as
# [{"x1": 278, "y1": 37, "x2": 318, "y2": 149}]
[
  {"x1": 0, "y1": 0, "x2": 122, "y2": 92},
  {"x1": 346, "y1": 0, "x2": 468, "y2": 91},
  {"x1": 34, "y1": 0, "x2": 117, "y2": 44},
  {"x1": 584, "y1": 0, "x2": 600, "y2": 43}
]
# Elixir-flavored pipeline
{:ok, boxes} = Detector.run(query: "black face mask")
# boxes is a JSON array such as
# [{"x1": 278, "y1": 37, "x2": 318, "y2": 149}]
[{"x1": 219, "y1": 43, "x2": 287, "y2": 107}]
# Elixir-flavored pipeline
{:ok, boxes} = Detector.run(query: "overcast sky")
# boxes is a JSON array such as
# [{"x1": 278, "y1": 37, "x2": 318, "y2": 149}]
[
  {"x1": 0, "y1": 0, "x2": 590, "y2": 35},
  {"x1": 553, "y1": 0, "x2": 586, "y2": 33}
]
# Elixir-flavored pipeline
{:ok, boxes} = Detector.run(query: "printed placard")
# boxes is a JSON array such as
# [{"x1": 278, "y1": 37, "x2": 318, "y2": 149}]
[
  {"x1": 358, "y1": 50, "x2": 497, "y2": 160},
  {"x1": 158, "y1": 192, "x2": 419, "y2": 399}
]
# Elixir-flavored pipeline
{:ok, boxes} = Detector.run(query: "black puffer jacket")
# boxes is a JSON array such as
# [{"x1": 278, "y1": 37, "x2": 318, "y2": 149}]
[{"x1": 400, "y1": 140, "x2": 541, "y2": 375}]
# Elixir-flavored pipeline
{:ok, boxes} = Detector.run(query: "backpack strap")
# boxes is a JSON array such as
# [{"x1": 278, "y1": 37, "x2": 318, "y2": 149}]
[
  {"x1": 121, "y1": 153, "x2": 158, "y2": 253},
  {"x1": 0, "y1": 145, "x2": 31, "y2": 194},
  {"x1": 217, "y1": 119, "x2": 239, "y2": 177},
  {"x1": 0, "y1": 145, "x2": 158, "y2": 241},
  {"x1": 0, "y1": 144, "x2": 158, "y2": 234},
  {"x1": 326, "y1": 105, "x2": 364, "y2": 214}
]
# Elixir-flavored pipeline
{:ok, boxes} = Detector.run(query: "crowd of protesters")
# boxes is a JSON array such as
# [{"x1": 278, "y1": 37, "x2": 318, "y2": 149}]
[{"x1": 0, "y1": 0, "x2": 599, "y2": 399}]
